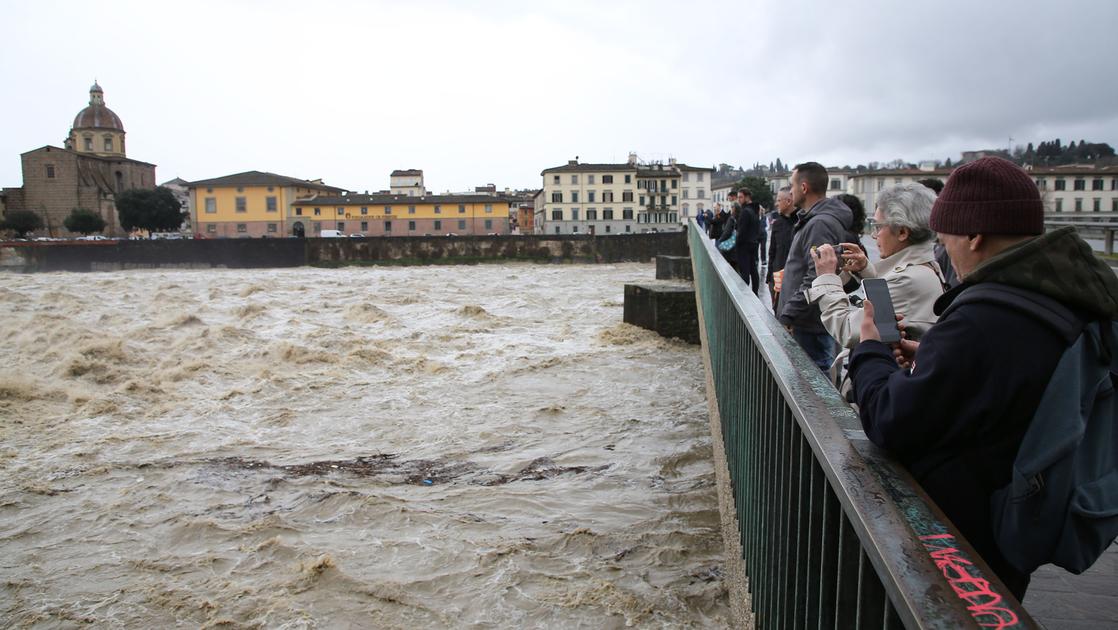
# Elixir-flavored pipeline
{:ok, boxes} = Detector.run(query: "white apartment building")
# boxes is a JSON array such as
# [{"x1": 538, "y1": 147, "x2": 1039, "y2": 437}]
[
  {"x1": 847, "y1": 168, "x2": 953, "y2": 213},
  {"x1": 1030, "y1": 165, "x2": 1118, "y2": 215},
  {"x1": 679, "y1": 164, "x2": 714, "y2": 221},
  {"x1": 539, "y1": 155, "x2": 705, "y2": 234},
  {"x1": 390, "y1": 169, "x2": 425, "y2": 196}
]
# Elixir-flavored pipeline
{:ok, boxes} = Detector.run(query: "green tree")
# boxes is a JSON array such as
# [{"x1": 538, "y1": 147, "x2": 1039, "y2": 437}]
[
  {"x1": 735, "y1": 175, "x2": 775, "y2": 210},
  {"x1": 116, "y1": 187, "x2": 186, "y2": 235},
  {"x1": 63, "y1": 208, "x2": 108, "y2": 235},
  {"x1": 1, "y1": 210, "x2": 44, "y2": 238}
]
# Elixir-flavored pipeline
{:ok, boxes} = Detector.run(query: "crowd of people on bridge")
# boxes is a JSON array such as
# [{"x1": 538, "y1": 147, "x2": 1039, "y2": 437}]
[{"x1": 703, "y1": 157, "x2": 1118, "y2": 602}]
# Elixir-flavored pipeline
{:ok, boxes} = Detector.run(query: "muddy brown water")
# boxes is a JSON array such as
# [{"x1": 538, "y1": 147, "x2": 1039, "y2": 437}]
[{"x1": 0, "y1": 263, "x2": 729, "y2": 628}]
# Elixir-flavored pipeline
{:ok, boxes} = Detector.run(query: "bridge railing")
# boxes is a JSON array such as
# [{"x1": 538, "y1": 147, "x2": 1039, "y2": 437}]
[{"x1": 688, "y1": 221, "x2": 1035, "y2": 629}]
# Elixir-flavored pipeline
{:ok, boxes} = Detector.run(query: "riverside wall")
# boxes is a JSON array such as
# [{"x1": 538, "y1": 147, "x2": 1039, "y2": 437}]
[{"x1": 0, "y1": 232, "x2": 688, "y2": 273}]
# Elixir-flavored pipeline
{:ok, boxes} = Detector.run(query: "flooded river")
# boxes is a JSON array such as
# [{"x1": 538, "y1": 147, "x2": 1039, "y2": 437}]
[{"x1": 0, "y1": 263, "x2": 728, "y2": 628}]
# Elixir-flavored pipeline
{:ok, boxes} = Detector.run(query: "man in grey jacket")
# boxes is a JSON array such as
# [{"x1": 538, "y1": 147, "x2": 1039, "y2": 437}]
[{"x1": 777, "y1": 162, "x2": 854, "y2": 371}]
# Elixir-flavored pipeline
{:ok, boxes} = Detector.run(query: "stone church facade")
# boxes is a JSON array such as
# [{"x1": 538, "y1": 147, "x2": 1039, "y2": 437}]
[{"x1": 1, "y1": 82, "x2": 156, "y2": 237}]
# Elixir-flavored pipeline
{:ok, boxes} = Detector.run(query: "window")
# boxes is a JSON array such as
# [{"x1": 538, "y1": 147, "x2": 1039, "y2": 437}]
[
  {"x1": 877, "y1": 178, "x2": 884, "y2": 191},
  {"x1": 361, "y1": 221, "x2": 368, "y2": 231},
  {"x1": 267, "y1": 186, "x2": 274, "y2": 192},
  {"x1": 671, "y1": 195, "x2": 678, "y2": 205},
  {"x1": 683, "y1": 172, "x2": 690, "y2": 182},
  {"x1": 622, "y1": 208, "x2": 634, "y2": 220},
  {"x1": 1112, "y1": 178, "x2": 1118, "y2": 191},
  {"x1": 235, "y1": 197, "x2": 247, "y2": 213},
  {"x1": 83, "y1": 137, "x2": 93, "y2": 151},
  {"x1": 336, "y1": 207, "x2": 344, "y2": 216},
  {"x1": 205, "y1": 198, "x2": 216, "y2": 213},
  {"x1": 624, "y1": 174, "x2": 631, "y2": 184},
  {"x1": 670, "y1": 213, "x2": 677, "y2": 223},
  {"x1": 458, "y1": 204, "x2": 466, "y2": 214},
  {"x1": 588, "y1": 175, "x2": 595, "y2": 184},
  {"x1": 555, "y1": 226, "x2": 561, "y2": 234},
  {"x1": 236, "y1": 223, "x2": 247, "y2": 233},
  {"x1": 337, "y1": 222, "x2": 345, "y2": 231},
  {"x1": 553, "y1": 175, "x2": 560, "y2": 184},
  {"x1": 385, "y1": 205, "x2": 392, "y2": 214},
  {"x1": 697, "y1": 172, "x2": 704, "y2": 182},
  {"x1": 622, "y1": 191, "x2": 633, "y2": 202},
  {"x1": 605, "y1": 225, "x2": 611, "y2": 233},
  {"x1": 639, "y1": 195, "x2": 645, "y2": 206},
  {"x1": 45, "y1": 164, "x2": 55, "y2": 178},
  {"x1": 1056, "y1": 198, "x2": 1063, "y2": 212},
  {"x1": 313, "y1": 222, "x2": 321, "y2": 231},
  {"x1": 1113, "y1": 199, "x2": 1118, "y2": 212},
  {"x1": 551, "y1": 192, "x2": 563, "y2": 203},
  {"x1": 1075, "y1": 198, "x2": 1083, "y2": 211},
  {"x1": 206, "y1": 224, "x2": 216, "y2": 233},
  {"x1": 671, "y1": 179, "x2": 678, "y2": 189},
  {"x1": 1093, "y1": 179, "x2": 1104, "y2": 191},
  {"x1": 266, "y1": 196, "x2": 277, "y2": 212},
  {"x1": 571, "y1": 209, "x2": 579, "y2": 221},
  {"x1": 571, "y1": 175, "x2": 578, "y2": 184},
  {"x1": 552, "y1": 210, "x2": 563, "y2": 220},
  {"x1": 830, "y1": 178, "x2": 841, "y2": 190},
  {"x1": 1037, "y1": 178, "x2": 1047, "y2": 190},
  {"x1": 587, "y1": 209, "x2": 597, "y2": 220},
  {"x1": 571, "y1": 191, "x2": 579, "y2": 203},
  {"x1": 434, "y1": 205, "x2": 442, "y2": 214},
  {"x1": 385, "y1": 221, "x2": 393, "y2": 232},
  {"x1": 485, "y1": 204, "x2": 493, "y2": 213},
  {"x1": 625, "y1": 225, "x2": 631, "y2": 232},
  {"x1": 603, "y1": 191, "x2": 614, "y2": 202},
  {"x1": 434, "y1": 220, "x2": 442, "y2": 230},
  {"x1": 408, "y1": 205, "x2": 416, "y2": 214},
  {"x1": 662, "y1": 195, "x2": 668, "y2": 206},
  {"x1": 603, "y1": 175, "x2": 613, "y2": 184},
  {"x1": 267, "y1": 223, "x2": 277, "y2": 233},
  {"x1": 360, "y1": 207, "x2": 368, "y2": 215},
  {"x1": 1074, "y1": 179, "x2": 1085, "y2": 191},
  {"x1": 698, "y1": 189, "x2": 706, "y2": 199},
  {"x1": 295, "y1": 207, "x2": 303, "y2": 216},
  {"x1": 588, "y1": 191, "x2": 596, "y2": 203},
  {"x1": 456, "y1": 220, "x2": 465, "y2": 230},
  {"x1": 408, "y1": 220, "x2": 416, "y2": 231},
  {"x1": 1094, "y1": 198, "x2": 1101, "y2": 212},
  {"x1": 1055, "y1": 179, "x2": 1066, "y2": 191},
  {"x1": 104, "y1": 137, "x2": 113, "y2": 151},
  {"x1": 314, "y1": 207, "x2": 321, "y2": 216},
  {"x1": 683, "y1": 189, "x2": 690, "y2": 199},
  {"x1": 603, "y1": 209, "x2": 614, "y2": 220},
  {"x1": 484, "y1": 219, "x2": 492, "y2": 230}
]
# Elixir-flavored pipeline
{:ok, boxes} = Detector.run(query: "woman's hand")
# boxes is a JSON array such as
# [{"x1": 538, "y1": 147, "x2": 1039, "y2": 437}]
[
  {"x1": 840, "y1": 243, "x2": 868, "y2": 273},
  {"x1": 811, "y1": 244, "x2": 839, "y2": 276}
]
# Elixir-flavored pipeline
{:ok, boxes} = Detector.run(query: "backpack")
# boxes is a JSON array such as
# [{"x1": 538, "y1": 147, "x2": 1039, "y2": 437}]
[{"x1": 943, "y1": 283, "x2": 1118, "y2": 574}]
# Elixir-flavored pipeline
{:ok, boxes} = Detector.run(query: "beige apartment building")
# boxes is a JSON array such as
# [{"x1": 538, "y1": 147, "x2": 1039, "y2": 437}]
[
  {"x1": 539, "y1": 154, "x2": 711, "y2": 234},
  {"x1": 1029, "y1": 165, "x2": 1118, "y2": 215}
]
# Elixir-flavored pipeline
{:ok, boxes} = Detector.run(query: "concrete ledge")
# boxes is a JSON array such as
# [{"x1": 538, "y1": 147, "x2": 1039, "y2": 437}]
[
  {"x1": 656, "y1": 255, "x2": 693, "y2": 280},
  {"x1": 623, "y1": 283, "x2": 699, "y2": 344}
]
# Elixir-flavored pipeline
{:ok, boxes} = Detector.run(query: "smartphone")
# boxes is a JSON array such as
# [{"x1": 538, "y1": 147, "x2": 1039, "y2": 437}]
[{"x1": 862, "y1": 278, "x2": 900, "y2": 343}]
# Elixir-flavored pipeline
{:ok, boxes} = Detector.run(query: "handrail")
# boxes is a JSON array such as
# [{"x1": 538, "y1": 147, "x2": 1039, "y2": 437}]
[{"x1": 688, "y1": 220, "x2": 1036, "y2": 629}]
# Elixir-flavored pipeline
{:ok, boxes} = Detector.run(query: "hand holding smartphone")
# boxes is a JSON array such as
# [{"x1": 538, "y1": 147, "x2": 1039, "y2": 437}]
[{"x1": 862, "y1": 278, "x2": 901, "y2": 343}]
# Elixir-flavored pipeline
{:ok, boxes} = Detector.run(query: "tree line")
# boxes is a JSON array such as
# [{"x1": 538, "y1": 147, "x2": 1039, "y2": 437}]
[{"x1": 1, "y1": 186, "x2": 186, "y2": 238}]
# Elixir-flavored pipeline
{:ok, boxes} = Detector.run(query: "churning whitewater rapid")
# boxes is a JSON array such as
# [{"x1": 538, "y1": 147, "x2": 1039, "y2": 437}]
[{"x1": 0, "y1": 263, "x2": 729, "y2": 628}]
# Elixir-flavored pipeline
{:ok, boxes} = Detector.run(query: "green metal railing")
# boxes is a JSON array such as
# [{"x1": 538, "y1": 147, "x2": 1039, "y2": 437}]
[{"x1": 689, "y1": 222, "x2": 1035, "y2": 629}]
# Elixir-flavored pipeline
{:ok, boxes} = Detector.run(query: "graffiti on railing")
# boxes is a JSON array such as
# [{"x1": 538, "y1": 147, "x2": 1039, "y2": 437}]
[{"x1": 919, "y1": 534, "x2": 1021, "y2": 629}]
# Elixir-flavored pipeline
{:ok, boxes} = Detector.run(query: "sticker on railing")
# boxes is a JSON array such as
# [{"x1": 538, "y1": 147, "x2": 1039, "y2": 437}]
[{"x1": 919, "y1": 534, "x2": 1022, "y2": 629}]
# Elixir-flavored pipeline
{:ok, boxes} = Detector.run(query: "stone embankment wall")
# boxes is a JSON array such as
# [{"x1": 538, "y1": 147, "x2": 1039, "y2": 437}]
[{"x1": 0, "y1": 232, "x2": 688, "y2": 273}]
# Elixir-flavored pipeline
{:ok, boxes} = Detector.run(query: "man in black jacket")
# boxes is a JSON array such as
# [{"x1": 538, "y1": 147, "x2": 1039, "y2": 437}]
[
  {"x1": 767, "y1": 187, "x2": 796, "y2": 309},
  {"x1": 734, "y1": 189, "x2": 761, "y2": 294},
  {"x1": 850, "y1": 157, "x2": 1118, "y2": 600}
]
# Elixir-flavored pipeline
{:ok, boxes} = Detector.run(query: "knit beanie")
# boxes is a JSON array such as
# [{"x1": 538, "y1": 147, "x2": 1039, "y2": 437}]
[{"x1": 929, "y1": 156, "x2": 1044, "y2": 235}]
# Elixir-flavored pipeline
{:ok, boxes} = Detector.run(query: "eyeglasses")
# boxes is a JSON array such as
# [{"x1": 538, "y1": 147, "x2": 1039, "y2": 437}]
[{"x1": 869, "y1": 221, "x2": 890, "y2": 234}]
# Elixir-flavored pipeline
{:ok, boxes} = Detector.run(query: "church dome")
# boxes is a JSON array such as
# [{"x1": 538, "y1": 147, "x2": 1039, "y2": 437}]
[{"x1": 72, "y1": 82, "x2": 124, "y2": 131}]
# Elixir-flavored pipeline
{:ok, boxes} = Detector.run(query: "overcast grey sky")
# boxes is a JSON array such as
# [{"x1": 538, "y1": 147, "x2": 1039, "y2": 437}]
[{"x1": 2, "y1": 0, "x2": 1116, "y2": 193}]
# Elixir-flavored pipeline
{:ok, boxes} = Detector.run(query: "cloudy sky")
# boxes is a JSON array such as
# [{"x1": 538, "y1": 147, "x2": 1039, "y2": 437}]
[{"x1": 2, "y1": 0, "x2": 1116, "y2": 193}]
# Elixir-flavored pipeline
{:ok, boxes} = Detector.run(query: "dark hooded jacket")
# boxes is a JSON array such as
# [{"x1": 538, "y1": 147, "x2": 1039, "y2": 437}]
[
  {"x1": 777, "y1": 196, "x2": 854, "y2": 332},
  {"x1": 848, "y1": 227, "x2": 1118, "y2": 595}
]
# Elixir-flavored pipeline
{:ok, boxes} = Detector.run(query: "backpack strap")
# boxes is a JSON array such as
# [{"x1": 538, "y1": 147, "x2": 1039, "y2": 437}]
[{"x1": 941, "y1": 282, "x2": 1084, "y2": 345}]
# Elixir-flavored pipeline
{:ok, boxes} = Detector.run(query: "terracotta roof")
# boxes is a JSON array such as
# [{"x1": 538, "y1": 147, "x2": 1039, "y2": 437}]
[
  {"x1": 292, "y1": 193, "x2": 511, "y2": 206},
  {"x1": 541, "y1": 162, "x2": 639, "y2": 174},
  {"x1": 188, "y1": 170, "x2": 344, "y2": 191}
]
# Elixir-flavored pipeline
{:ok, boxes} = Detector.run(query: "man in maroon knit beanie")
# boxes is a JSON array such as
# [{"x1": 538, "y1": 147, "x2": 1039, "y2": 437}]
[{"x1": 848, "y1": 157, "x2": 1118, "y2": 600}]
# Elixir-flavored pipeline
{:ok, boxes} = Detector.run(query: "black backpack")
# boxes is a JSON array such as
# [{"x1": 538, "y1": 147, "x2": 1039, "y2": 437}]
[{"x1": 942, "y1": 283, "x2": 1118, "y2": 574}]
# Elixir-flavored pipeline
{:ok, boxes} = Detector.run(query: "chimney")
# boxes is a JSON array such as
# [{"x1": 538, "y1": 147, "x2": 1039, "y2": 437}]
[{"x1": 568, "y1": 159, "x2": 578, "y2": 166}]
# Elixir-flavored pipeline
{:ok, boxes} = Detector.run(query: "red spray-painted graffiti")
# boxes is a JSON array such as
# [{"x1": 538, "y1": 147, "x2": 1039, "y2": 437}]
[{"x1": 919, "y1": 534, "x2": 1021, "y2": 629}]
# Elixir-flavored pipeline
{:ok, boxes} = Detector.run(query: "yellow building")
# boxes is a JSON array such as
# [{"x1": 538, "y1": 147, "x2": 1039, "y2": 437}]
[
  {"x1": 290, "y1": 193, "x2": 511, "y2": 236},
  {"x1": 188, "y1": 171, "x2": 345, "y2": 238}
]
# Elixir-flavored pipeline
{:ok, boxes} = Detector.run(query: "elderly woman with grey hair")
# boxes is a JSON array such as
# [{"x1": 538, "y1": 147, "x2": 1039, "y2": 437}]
[{"x1": 807, "y1": 183, "x2": 946, "y2": 349}]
